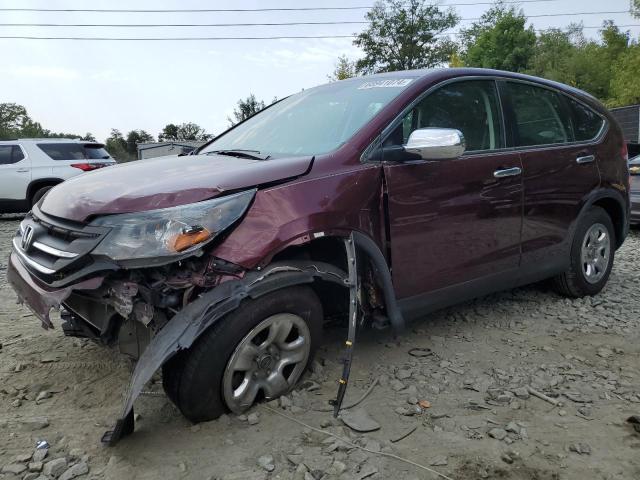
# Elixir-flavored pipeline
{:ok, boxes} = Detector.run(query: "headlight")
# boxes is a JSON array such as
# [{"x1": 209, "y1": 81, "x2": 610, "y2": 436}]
[
  {"x1": 90, "y1": 189, "x2": 255, "y2": 261},
  {"x1": 630, "y1": 165, "x2": 640, "y2": 175}
]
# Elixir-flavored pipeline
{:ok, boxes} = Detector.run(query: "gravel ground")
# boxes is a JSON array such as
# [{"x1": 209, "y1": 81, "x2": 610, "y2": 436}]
[{"x1": 0, "y1": 213, "x2": 639, "y2": 480}]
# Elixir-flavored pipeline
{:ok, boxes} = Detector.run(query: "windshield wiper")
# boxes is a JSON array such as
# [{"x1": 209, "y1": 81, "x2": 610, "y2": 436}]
[{"x1": 206, "y1": 149, "x2": 270, "y2": 160}]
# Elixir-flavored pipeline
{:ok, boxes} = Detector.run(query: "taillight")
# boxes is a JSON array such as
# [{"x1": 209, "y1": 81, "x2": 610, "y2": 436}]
[
  {"x1": 622, "y1": 142, "x2": 628, "y2": 161},
  {"x1": 70, "y1": 163, "x2": 109, "y2": 171}
]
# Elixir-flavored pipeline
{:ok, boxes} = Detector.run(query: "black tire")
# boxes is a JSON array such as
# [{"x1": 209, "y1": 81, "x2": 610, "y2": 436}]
[
  {"x1": 30, "y1": 186, "x2": 53, "y2": 207},
  {"x1": 162, "y1": 285, "x2": 323, "y2": 423},
  {"x1": 553, "y1": 206, "x2": 615, "y2": 297}
]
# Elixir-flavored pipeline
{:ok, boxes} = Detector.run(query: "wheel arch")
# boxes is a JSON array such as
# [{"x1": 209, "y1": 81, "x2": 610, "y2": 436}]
[
  {"x1": 577, "y1": 189, "x2": 629, "y2": 249},
  {"x1": 27, "y1": 178, "x2": 64, "y2": 205},
  {"x1": 265, "y1": 231, "x2": 403, "y2": 330}
]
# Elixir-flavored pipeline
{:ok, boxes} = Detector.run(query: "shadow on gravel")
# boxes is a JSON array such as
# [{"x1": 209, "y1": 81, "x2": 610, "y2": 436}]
[{"x1": 0, "y1": 214, "x2": 25, "y2": 222}]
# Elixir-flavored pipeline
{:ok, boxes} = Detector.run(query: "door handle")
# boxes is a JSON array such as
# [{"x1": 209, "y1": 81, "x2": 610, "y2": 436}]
[
  {"x1": 493, "y1": 167, "x2": 522, "y2": 178},
  {"x1": 576, "y1": 155, "x2": 595, "y2": 164},
  {"x1": 16, "y1": 168, "x2": 29, "y2": 173}
]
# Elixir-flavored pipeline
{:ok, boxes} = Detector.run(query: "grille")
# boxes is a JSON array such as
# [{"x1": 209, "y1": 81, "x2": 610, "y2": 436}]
[{"x1": 12, "y1": 205, "x2": 108, "y2": 281}]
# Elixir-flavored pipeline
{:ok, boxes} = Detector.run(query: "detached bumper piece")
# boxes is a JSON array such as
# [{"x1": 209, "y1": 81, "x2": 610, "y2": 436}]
[{"x1": 330, "y1": 236, "x2": 359, "y2": 416}]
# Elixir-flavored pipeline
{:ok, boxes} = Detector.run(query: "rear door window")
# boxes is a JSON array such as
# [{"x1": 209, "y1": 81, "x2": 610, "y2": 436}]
[
  {"x1": 385, "y1": 80, "x2": 504, "y2": 152},
  {"x1": 38, "y1": 143, "x2": 86, "y2": 160},
  {"x1": 505, "y1": 82, "x2": 572, "y2": 147},
  {"x1": 0, "y1": 145, "x2": 24, "y2": 165}
]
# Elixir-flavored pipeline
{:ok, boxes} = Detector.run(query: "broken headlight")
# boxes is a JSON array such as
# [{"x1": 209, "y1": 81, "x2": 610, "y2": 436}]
[{"x1": 90, "y1": 189, "x2": 256, "y2": 261}]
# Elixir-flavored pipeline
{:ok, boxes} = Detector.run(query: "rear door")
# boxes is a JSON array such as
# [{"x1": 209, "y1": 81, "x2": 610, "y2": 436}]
[
  {"x1": 381, "y1": 79, "x2": 523, "y2": 299},
  {"x1": 0, "y1": 144, "x2": 31, "y2": 200},
  {"x1": 501, "y1": 81, "x2": 603, "y2": 268}
]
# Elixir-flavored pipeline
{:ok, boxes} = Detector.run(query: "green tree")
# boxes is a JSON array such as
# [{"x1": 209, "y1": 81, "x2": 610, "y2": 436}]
[
  {"x1": 461, "y1": 3, "x2": 536, "y2": 72},
  {"x1": 0, "y1": 103, "x2": 31, "y2": 139},
  {"x1": 228, "y1": 94, "x2": 266, "y2": 126},
  {"x1": 158, "y1": 122, "x2": 211, "y2": 141},
  {"x1": 353, "y1": 0, "x2": 459, "y2": 73},
  {"x1": 609, "y1": 45, "x2": 640, "y2": 106},
  {"x1": 105, "y1": 129, "x2": 130, "y2": 161},
  {"x1": 158, "y1": 123, "x2": 179, "y2": 141},
  {"x1": 125, "y1": 129, "x2": 154, "y2": 155},
  {"x1": 528, "y1": 28, "x2": 576, "y2": 82},
  {"x1": 328, "y1": 55, "x2": 358, "y2": 81},
  {"x1": 632, "y1": 0, "x2": 640, "y2": 18},
  {"x1": 0, "y1": 102, "x2": 93, "y2": 140},
  {"x1": 177, "y1": 122, "x2": 211, "y2": 141}
]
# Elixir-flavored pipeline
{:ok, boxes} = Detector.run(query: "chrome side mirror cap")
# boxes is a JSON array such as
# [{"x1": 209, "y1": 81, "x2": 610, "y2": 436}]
[{"x1": 404, "y1": 128, "x2": 466, "y2": 160}]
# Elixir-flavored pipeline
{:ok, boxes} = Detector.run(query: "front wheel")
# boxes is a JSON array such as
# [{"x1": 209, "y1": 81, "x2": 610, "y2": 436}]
[
  {"x1": 553, "y1": 206, "x2": 615, "y2": 297},
  {"x1": 162, "y1": 286, "x2": 323, "y2": 422}
]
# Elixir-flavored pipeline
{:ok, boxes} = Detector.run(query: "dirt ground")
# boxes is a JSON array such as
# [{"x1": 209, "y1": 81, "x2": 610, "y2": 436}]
[{"x1": 0, "y1": 213, "x2": 639, "y2": 480}]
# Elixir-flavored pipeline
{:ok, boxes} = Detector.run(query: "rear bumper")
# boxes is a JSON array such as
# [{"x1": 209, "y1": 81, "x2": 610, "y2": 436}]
[{"x1": 6, "y1": 252, "x2": 104, "y2": 328}]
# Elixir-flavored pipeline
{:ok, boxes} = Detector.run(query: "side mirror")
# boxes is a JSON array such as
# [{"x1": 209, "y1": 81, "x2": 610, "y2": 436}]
[{"x1": 404, "y1": 128, "x2": 466, "y2": 160}]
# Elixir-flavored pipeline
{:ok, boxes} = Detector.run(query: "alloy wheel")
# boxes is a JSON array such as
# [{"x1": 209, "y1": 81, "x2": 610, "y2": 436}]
[
  {"x1": 580, "y1": 222, "x2": 611, "y2": 284},
  {"x1": 222, "y1": 313, "x2": 311, "y2": 413}
]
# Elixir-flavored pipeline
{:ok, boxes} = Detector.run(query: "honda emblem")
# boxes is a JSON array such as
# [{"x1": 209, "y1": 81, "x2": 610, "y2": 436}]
[{"x1": 21, "y1": 225, "x2": 34, "y2": 251}]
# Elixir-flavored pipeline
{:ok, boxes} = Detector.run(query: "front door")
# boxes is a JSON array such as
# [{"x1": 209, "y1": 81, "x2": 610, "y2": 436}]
[
  {"x1": 0, "y1": 145, "x2": 31, "y2": 202},
  {"x1": 380, "y1": 79, "x2": 523, "y2": 299}
]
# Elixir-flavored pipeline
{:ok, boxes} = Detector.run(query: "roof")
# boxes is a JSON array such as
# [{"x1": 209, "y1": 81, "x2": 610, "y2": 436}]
[{"x1": 0, "y1": 138, "x2": 97, "y2": 143}]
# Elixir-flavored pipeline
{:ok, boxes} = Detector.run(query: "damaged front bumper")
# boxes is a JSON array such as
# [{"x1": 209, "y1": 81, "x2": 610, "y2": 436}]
[{"x1": 7, "y1": 251, "x2": 104, "y2": 328}]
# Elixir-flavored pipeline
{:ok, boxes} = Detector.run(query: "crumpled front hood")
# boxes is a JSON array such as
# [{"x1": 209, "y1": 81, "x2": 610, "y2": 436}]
[{"x1": 40, "y1": 154, "x2": 313, "y2": 222}]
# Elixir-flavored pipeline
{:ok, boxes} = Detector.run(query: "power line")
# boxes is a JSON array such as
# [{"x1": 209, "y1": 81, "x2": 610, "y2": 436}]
[
  {"x1": 2, "y1": 25, "x2": 638, "y2": 41},
  {"x1": 0, "y1": 0, "x2": 561, "y2": 14},
  {"x1": 0, "y1": 11, "x2": 630, "y2": 28}
]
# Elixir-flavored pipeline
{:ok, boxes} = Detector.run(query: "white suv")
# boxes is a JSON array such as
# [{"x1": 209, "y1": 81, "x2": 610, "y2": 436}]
[{"x1": 0, "y1": 138, "x2": 116, "y2": 213}]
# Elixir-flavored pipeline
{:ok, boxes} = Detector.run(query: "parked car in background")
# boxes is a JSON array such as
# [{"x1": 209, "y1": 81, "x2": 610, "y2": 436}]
[
  {"x1": 629, "y1": 155, "x2": 640, "y2": 225},
  {"x1": 0, "y1": 138, "x2": 115, "y2": 213},
  {"x1": 7, "y1": 68, "x2": 630, "y2": 444}
]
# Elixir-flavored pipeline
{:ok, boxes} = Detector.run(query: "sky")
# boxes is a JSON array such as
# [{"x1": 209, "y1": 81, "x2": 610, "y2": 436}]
[{"x1": 1, "y1": 0, "x2": 639, "y2": 142}]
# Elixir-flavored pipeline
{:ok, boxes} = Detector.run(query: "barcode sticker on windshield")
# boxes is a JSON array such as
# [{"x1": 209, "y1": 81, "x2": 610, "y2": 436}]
[{"x1": 357, "y1": 79, "x2": 413, "y2": 89}]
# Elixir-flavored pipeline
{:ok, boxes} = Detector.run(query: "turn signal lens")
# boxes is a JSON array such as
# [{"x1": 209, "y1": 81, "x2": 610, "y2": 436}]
[{"x1": 169, "y1": 227, "x2": 212, "y2": 252}]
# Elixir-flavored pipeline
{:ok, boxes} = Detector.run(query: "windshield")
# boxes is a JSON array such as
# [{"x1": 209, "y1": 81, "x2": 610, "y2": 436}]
[{"x1": 201, "y1": 77, "x2": 415, "y2": 157}]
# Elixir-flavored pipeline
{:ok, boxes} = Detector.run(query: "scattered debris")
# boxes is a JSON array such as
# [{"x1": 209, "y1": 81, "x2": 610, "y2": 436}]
[
  {"x1": 247, "y1": 413, "x2": 260, "y2": 425},
  {"x1": 528, "y1": 387, "x2": 563, "y2": 407},
  {"x1": 257, "y1": 454, "x2": 275, "y2": 472},
  {"x1": 488, "y1": 428, "x2": 507, "y2": 440},
  {"x1": 626, "y1": 415, "x2": 640, "y2": 433},
  {"x1": 569, "y1": 443, "x2": 592, "y2": 455},
  {"x1": 390, "y1": 424, "x2": 417, "y2": 443},
  {"x1": 43, "y1": 457, "x2": 68, "y2": 477},
  {"x1": 430, "y1": 455, "x2": 448, "y2": 466},
  {"x1": 340, "y1": 408, "x2": 380, "y2": 432}
]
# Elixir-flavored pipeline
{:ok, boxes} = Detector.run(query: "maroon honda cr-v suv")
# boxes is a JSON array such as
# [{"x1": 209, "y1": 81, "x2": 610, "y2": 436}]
[{"x1": 7, "y1": 68, "x2": 630, "y2": 443}]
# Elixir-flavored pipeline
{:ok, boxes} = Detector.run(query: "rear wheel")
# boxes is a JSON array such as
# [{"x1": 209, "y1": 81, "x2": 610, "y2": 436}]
[
  {"x1": 553, "y1": 206, "x2": 615, "y2": 297},
  {"x1": 30, "y1": 186, "x2": 53, "y2": 207},
  {"x1": 162, "y1": 286, "x2": 323, "y2": 422}
]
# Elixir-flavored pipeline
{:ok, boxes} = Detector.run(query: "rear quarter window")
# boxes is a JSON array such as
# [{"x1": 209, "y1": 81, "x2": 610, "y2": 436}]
[{"x1": 566, "y1": 98, "x2": 604, "y2": 141}]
